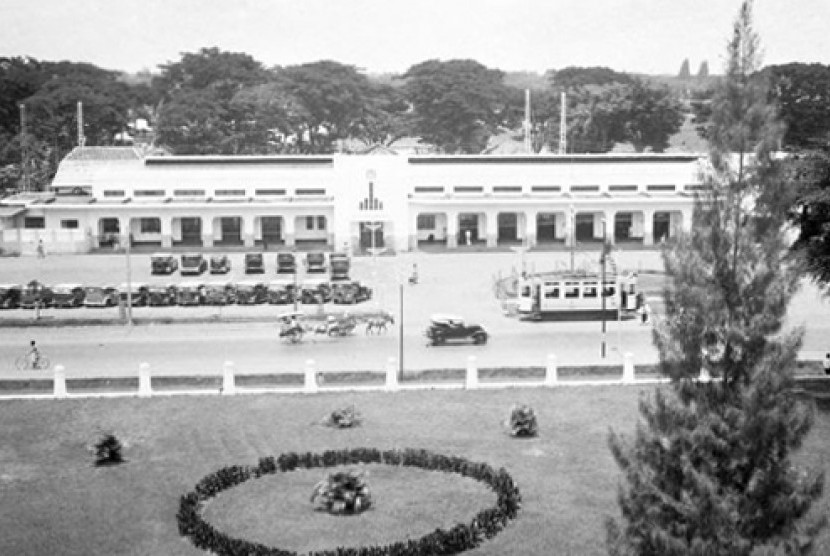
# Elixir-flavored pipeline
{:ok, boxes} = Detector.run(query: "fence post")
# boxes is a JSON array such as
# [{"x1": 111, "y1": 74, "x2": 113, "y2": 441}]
[
  {"x1": 465, "y1": 356, "x2": 478, "y2": 389},
  {"x1": 53, "y1": 365, "x2": 67, "y2": 399},
  {"x1": 545, "y1": 353, "x2": 558, "y2": 386},
  {"x1": 385, "y1": 357, "x2": 398, "y2": 392},
  {"x1": 222, "y1": 361, "x2": 236, "y2": 395},
  {"x1": 138, "y1": 362, "x2": 152, "y2": 398},
  {"x1": 622, "y1": 352, "x2": 635, "y2": 383},
  {"x1": 304, "y1": 359, "x2": 318, "y2": 394}
]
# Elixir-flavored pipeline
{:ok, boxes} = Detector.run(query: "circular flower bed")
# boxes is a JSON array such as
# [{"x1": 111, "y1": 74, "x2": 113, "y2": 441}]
[{"x1": 177, "y1": 447, "x2": 521, "y2": 555}]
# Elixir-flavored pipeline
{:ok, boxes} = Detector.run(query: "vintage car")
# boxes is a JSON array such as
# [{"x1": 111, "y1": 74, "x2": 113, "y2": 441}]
[
  {"x1": 245, "y1": 253, "x2": 265, "y2": 274},
  {"x1": 331, "y1": 281, "x2": 372, "y2": 304},
  {"x1": 176, "y1": 282, "x2": 205, "y2": 306},
  {"x1": 19, "y1": 280, "x2": 54, "y2": 309},
  {"x1": 209, "y1": 254, "x2": 232, "y2": 274},
  {"x1": 267, "y1": 278, "x2": 296, "y2": 305},
  {"x1": 276, "y1": 252, "x2": 296, "y2": 274},
  {"x1": 300, "y1": 277, "x2": 332, "y2": 304},
  {"x1": 203, "y1": 282, "x2": 237, "y2": 305},
  {"x1": 305, "y1": 251, "x2": 327, "y2": 274},
  {"x1": 147, "y1": 284, "x2": 178, "y2": 306},
  {"x1": 0, "y1": 284, "x2": 22, "y2": 309},
  {"x1": 118, "y1": 283, "x2": 149, "y2": 307},
  {"x1": 83, "y1": 286, "x2": 118, "y2": 308},
  {"x1": 425, "y1": 314, "x2": 488, "y2": 346},
  {"x1": 329, "y1": 252, "x2": 351, "y2": 281},
  {"x1": 151, "y1": 253, "x2": 179, "y2": 275},
  {"x1": 52, "y1": 283, "x2": 86, "y2": 308},
  {"x1": 180, "y1": 253, "x2": 208, "y2": 275},
  {"x1": 235, "y1": 280, "x2": 267, "y2": 304}
]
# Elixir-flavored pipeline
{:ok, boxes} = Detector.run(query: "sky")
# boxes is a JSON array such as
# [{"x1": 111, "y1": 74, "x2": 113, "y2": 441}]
[{"x1": 1, "y1": 0, "x2": 829, "y2": 76}]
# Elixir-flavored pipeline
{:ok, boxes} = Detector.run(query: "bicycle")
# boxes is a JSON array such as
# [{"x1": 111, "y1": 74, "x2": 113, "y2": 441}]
[{"x1": 15, "y1": 353, "x2": 51, "y2": 371}]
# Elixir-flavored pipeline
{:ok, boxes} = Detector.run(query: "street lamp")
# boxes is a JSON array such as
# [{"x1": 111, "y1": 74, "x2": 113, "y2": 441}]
[{"x1": 124, "y1": 231, "x2": 133, "y2": 327}]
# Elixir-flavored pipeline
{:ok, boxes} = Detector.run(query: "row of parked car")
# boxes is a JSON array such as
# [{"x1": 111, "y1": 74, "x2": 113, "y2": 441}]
[
  {"x1": 0, "y1": 278, "x2": 373, "y2": 309},
  {"x1": 151, "y1": 252, "x2": 351, "y2": 279}
]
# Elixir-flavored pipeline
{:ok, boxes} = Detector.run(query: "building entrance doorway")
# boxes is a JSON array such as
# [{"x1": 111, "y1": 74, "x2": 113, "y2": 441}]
[
  {"x1": 180, "y1": 217, "x2": 202, "y2": 245},
  {"x1": 359, "y1": 221, "x2": 385, "y2": 251}
]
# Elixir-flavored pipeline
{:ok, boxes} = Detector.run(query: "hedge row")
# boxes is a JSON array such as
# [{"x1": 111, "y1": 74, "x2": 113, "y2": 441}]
[{"x1": 177, "y1": 447, "x2": 521, "y2": 555}]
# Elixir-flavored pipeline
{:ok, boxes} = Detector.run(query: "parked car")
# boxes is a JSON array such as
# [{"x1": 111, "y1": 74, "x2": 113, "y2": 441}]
[
  {"x1": 301, "y1": 277, "x2": 331, "y2": 304},
  {"x1": 305, "y1": 251, "x2": 327, "y2": 274},
  {"x1": 151, "y1": 253, "x2": 179, "y2": 275},
  {"x1": 276, "y1": 252, "x2": 296, "y2": 274},
  {"x1": 203, "y1": 282, "x2": 237, "y2": 305},
  {"x1": 147, "y1": 284, "x2": 178, "y2": 306},
  {"x1": 52, "y1": 283, "x2": 86, "y2": 308},
  {"x1": 329, "y1": 252, "x2": 350, "y2": 281},
  {"x1": 20, "y1": 280, "x2": 53, "y2": 309},
  {"x1": 118, "y1": 283, "x2": 149, "y2": 306},
  {"x1": 425, "y1": 314, "x2": 488, "y2": 346},
  {"x1": 267, "y1": 278, "x2": 296, "y2": 305},
  {"x1": 83, "y1": 286, "x2": 118, "y2": 308},
  {"x1": 0, "y1": 284, "x2": 22, "y2": 309},
  {"x1": 176, "y1": 282, "x2": 205, "y2": 306},
  {"x1": 245, "y1": 253, "x2": 265, "y2": 274},
  {"x1": 180, "y1": 253, "x2": 208, "y2": 275},
  {"x1": 235, "y1": 280, "x2": 267, "y2": 304},
  {"x1": 209, "y1": 254, "x2": 231, "y2": 274},
  {"x1": 332, "y1": 280, "x2": 372, "y2": 304}
]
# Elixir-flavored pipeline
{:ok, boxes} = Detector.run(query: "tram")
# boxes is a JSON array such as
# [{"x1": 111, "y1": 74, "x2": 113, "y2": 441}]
[{"x1": 516, "y1": 271, "x2": 641, "y2": 319}]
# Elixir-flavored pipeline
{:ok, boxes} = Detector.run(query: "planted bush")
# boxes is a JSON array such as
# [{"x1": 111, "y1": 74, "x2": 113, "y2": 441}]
[
  {"x1": 311, "y1": 469, "x2": 372, "y2": 514},
  {"x1": 93, "y1": 433, "x2": 124, "y2": 466},
  {"x1": 507, "y1": 404, "x2": 538, "y2": 437},
  {"x1": 321, "y1": 404, "x2": 362, "y2": 428}
]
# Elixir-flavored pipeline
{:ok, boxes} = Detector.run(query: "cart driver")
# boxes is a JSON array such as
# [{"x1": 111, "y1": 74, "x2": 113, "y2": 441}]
[{"x1": 28, "y1": 340, "x2": 41, "y2": 367}]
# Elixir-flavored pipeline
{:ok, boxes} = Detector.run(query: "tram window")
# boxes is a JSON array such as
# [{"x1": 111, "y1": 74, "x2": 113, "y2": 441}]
[
  {"x1": 603, "y1": 284, "x2": 616, "y2": 297},
  {"x1": 544, "y1": 287, "x2": 559, "y2": 299},
  {"x1": 583, "y1": 283, "x2": 598, "y2": 298},
  {"x1": 521, "y1": 285, "x2": 531, "y2": 297},
  {"x1": 564, "y1": 282, "x2": 580, "y2": 298}
]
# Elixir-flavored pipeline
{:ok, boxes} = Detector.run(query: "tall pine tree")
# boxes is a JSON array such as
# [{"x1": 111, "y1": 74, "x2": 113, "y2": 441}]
[{"x1": 607, "y1": 2, "x2": 825, "y2": 554}]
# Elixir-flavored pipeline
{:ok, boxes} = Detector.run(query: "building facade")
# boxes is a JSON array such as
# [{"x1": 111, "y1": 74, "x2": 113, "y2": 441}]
[{"x1": 0, "y1": 147, "x2": 705, "y2": 256}]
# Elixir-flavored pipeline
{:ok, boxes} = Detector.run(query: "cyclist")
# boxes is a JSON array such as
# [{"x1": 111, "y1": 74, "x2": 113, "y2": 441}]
[{"x1": 28, "y1": 340, "x2": 41, "y2": 369}]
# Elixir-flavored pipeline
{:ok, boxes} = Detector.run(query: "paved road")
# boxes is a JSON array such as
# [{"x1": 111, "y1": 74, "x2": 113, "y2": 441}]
[{"x1": 1, "y1": 250, "x2": 828, "y2": 378}]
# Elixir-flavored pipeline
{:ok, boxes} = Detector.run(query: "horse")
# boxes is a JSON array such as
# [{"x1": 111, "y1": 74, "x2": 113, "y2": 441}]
[{"x1": 365, "y1": 312, "x2": 395, "y2": 335}]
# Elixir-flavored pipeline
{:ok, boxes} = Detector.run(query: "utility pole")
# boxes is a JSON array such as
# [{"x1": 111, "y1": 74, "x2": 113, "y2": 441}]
[
  {"x1": 125, "y1": 231, "x2": 133, "y2": 327},
  {"x1": 559, "y1": 92, "x2": 567, "y2": 154},
  {"x1": 600, "y1": 219, "x2": 607, "y2": 358}
]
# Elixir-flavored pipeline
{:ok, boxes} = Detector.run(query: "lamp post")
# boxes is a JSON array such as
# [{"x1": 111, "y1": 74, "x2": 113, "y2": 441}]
[{"x1": 124, "y1": 231, "x2": 133, "y2": 327}]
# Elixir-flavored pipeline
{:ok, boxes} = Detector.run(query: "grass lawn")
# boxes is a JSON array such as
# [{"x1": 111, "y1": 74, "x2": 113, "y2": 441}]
[{"x1": 1, "y1": 386, "x2": 828, "y2": 555}]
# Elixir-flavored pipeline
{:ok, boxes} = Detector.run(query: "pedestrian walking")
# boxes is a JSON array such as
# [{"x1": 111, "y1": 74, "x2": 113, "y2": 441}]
[{"x1": 36, "y1": 239, "x2": 45, "y2": 259}]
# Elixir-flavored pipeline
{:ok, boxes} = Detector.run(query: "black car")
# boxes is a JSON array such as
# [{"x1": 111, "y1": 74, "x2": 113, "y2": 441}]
[
  {"x1": 20, "y1": 281, "x2": 53, "y2": 309},
  {"x1": 52, "y1": 284, "x2": 86, "y2": 308},
  {"x1": 147, "y1": 285, "x2": 178, "y2": 306},
  {"x1": 245, "y1": 253, "x2": 265, "y2": 274},
  {"x1": 276, "y1": 253, "x2": 296, "y2": 274},
  {"x1": 210, "y1": 255, "x2": 231, "y2": 274},
  {"x1": 236, "y1": 280, "x2": 267, "y2": 304},
  {"x1": 151, "y1": 253, "x2": 179, "y2": 275},
  {"x1": 425, "y1": 314, "x2": 488, "y2": 346}
]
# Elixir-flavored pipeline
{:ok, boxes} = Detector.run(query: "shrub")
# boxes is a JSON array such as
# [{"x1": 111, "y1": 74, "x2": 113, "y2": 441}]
[
  {"x1": 94, "y1": 433, "x2": 124, "y2": 466},
  {"x1": 321, "y1": 404, "x2": 362, "y2": 428},
  {"x1": 310, "y1": 469, "x2": 372, "y2": 514},
  {"x1": 507, "y1": 404, "x2": 538, "y2": 437}
]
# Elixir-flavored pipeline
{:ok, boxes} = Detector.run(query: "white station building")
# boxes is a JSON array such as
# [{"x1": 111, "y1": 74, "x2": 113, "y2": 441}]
[{"x1": 0, "y1": 147, "x2": 705, "y2": 256}]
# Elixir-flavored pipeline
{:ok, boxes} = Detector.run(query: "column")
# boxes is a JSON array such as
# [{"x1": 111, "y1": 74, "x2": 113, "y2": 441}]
[
  {"x1": 446, "y1": 211, "x2": 458, "y2": 249},
  {"x1": 524, "y1": 211, "x2": 537, "y2": 248},
  {"x1": 160, "y1": 218, "x2": 173, "y2": 249},
  {"x1": 485, "y1": 211, "x2": 498, "y2": 248},
  {"x1": 643, "y1": 209, "x2": 655, "y2": 246},
  {"x1": 118, "y1": 217, "x2": 130, "y2": 248},
  {"x1": 604, "y1": 210, "x2": 615, "y2": 245},
  {"x1": 408, "y1": 212, "x2": 419, "y2": 251},
  {"x1": 242, "y1": 215, "x2": 256, "y2": 248},
  {"x1": 201, "y1": 217, "x2": 214, "y2": 248},
  {"x1": 565, "y1": 206, "x2": 575, "y2": 248},
  {"x1": 284, "y1": 215, "x2": 296, "y2": 248}
]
